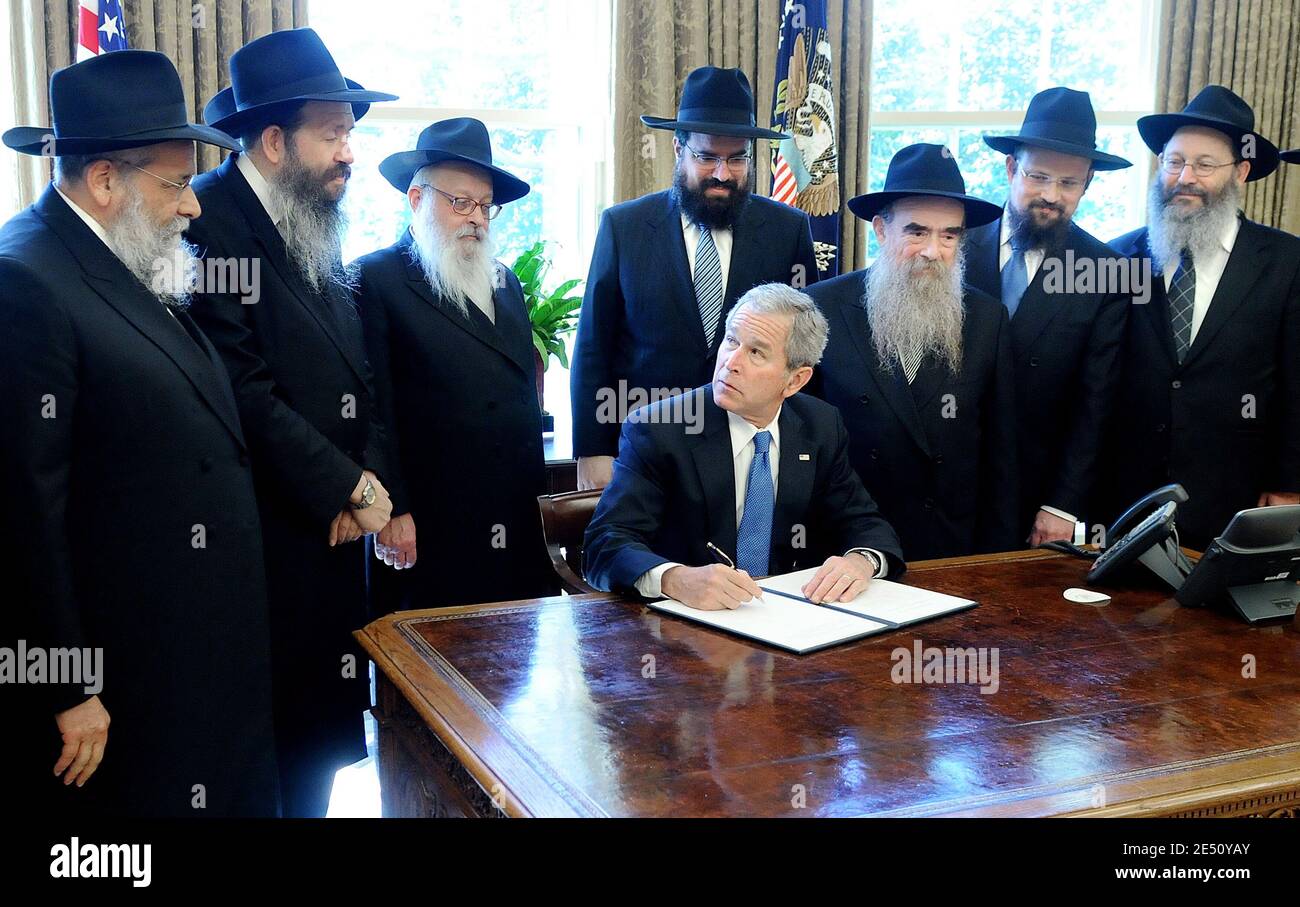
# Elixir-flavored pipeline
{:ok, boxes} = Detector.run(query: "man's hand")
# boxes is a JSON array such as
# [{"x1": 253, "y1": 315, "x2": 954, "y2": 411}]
[
  {"x1": 576, "y1": 456, "x2": 614, "y2": 491},
  {"x1": 1257, "y1": 491, "x2": 1300, "y2": 507},
  {"x1": 53, "y1": 695, "x2": 109, "y2": 787},
  {"x1": 351, "y1": 470, "x2": 393, "y2": 533},
  {"x1": 661, "y1": 564, "x2": 763, "y2": 611},
  {"x1": 329, "y1": 509, "x2": 364, "y2": 546},
  {"x1": 1028, "y1": 509, "x2": 1076, "y2": 547},
  {"x1": 375, "y1": 512, "x2": 417, "y2": 569},
  {"x1": 801, "y1": 553, "x2": 876, "y2": 604}
]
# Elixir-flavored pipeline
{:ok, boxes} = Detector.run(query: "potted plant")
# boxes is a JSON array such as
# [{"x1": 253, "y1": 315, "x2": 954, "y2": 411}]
[{"x1": 511, "y1": 241, "x2": 584, "y2": 433}]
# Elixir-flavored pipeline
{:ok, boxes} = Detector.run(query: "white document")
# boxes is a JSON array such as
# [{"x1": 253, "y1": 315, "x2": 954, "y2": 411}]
[{"x1": 648, "y1": 567, "x2": 976, "y2": 655}]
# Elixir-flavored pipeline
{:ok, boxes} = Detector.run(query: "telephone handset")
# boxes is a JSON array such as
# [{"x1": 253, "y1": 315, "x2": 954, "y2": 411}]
[{"x1": 1087, "y1": 484, "x2": 1192, "y2": 586}]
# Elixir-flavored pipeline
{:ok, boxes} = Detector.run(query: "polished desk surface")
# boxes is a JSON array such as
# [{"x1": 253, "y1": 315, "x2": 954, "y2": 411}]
[{"x1": 356, "y1": 550, "x2": 1300, "y2": 817}]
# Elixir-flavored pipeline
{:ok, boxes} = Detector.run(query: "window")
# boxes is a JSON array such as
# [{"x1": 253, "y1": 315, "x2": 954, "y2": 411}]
[
  {"x1": 869, "y1": 0, "x2": 1161, "y2": 256},
  {"x1": 311, "y1": 0, "x2": 614, "y2": 457},
  {"x1": 0, "y1": 0, "x2": 20, "y2": 220}
]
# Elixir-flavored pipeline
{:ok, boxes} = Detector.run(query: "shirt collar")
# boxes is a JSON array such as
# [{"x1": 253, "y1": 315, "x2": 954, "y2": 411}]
[
  {"x1": 54, "y1": 185, "x2": 111, "y2": 249},
  {"x1": 1217, "y1": 211, "x2": 1241, "y2": 254},
  {"x1": 999, "y1": 205, "x2": 1012, "y2": 247},
  {"x1": 236, "y1": 151, "x2": 282, "y2": 228},
  {"x1": 681, "y1": 211, "x2": 732, "y2": 235},
  {"x1": 726, "y1": 406, "x2": 782, "y2": 458}
]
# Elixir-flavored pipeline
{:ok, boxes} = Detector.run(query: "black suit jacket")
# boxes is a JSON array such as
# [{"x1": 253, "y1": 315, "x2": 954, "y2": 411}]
[
  {"x1": 1104, "y1": 217, "x2": 1300, "y2": 548},
  {"x1": 352, "y1": 232, "x2": 558, "y2": 609},
  {"x1": 964, "y1": 216, "x2": 1128, "y2": 532},
  {"x1": 0, "y1": 186, "x2": 277, "y2": 816},
  {"x1": 807, "y1": 270, "x2": 1020, "y2": 560},
  {"x1": 185, "y1": 154, "x2": 383, "y2": 768},
  {"x1": 583, "y1": 388, "x2": 904, "y2": 596},
  {"x1": 570, "y1": 190, "x2": 820, "y2": 458}
]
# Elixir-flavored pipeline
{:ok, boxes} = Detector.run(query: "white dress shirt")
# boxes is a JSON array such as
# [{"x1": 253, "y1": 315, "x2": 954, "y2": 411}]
[
  {"x1": 681, "y1": 213, "x2": 733, "y2": 300},
  {"x1": 999, "y1": 207, "x2": 1078, "y2": 531},
  {"x1": 236, "y1": 152, "x2": 283, "y2": 233},
  {"x1": 633, "y1": 406, "x2": 888, "y2": 598},
  {"x1": 1159, "y1": 213, "x2": 1240, "y2": 345}
]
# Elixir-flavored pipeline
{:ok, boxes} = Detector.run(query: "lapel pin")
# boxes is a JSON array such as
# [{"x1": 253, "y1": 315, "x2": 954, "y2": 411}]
[{"x1": 799, "y1": 453, "x2": 811, "y2": 461}]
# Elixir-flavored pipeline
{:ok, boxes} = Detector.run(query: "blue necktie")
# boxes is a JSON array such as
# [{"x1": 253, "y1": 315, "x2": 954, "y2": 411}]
[
  {"x1": 1001, "y1": 242, "x2": 1029, "y2": 320},
  {"x1": 736, "y1": 431, "x2": 774, "y2": 577},
  {"x1": 1168, "y1": 250, "x2": 1196, "y2": 363}
]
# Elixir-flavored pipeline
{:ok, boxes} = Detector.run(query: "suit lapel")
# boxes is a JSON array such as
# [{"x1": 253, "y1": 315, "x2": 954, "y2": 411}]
[
  {"x1": 37, "y1": 188, "x2": 246, "y2": 448},
  {"x1": 1131, "y1": 230, "x2": 1179, "y2": 365},
  {"x1": 1182, "y1": 216, "x2": 1268, "y2": 366},
  {"x1": 398, "y1": 234, "x2": 531, "y2": 376},
  {"x1": 771, "y1": 402, "x2": 814, "y2": 566},
  {"x1": 648, "y1": 192, "x2": 710, "y2": 355},
  {"x1": 1012, "y1": 224, "x2": 1097, "y2": 349},
  {"x1": 218, "y1": 156, "x2": 368, "y2": 383},
  {"x1": 841, "y1": 272, "x2": 932, "y2": 457},
  {"x1": 689, "y1": 395, "x2": 739, "y2": 554},
  {"x1": 963, "y1": 219, "x2": 1002, "y2": 302}
]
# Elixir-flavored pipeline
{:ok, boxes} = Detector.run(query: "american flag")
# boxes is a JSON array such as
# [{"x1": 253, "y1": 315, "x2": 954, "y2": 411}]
[{"x1": 77, "y1": 0, "x2": 129, "y2": 60}]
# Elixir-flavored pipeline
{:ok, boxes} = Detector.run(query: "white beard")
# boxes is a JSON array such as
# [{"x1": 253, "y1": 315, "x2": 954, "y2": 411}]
[
  {"x1": 408, "y1": 195, "x2": 498, "y2": 319},
  {"x1": 863, "y1": 244, "x2": 967, "y2": 376},
  {"x1": 1146, "y1": 176, "x2": 1242, "y2": 272},
  {"x1": 104, "y1": 186, "x2": 197, "y2": 309}
]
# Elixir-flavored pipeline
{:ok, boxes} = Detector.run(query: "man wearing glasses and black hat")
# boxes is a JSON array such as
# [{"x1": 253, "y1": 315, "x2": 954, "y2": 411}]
[
  {"x1": 570, "y1": 66, "x2": 820, "y2": 491},
  {"x1": 964, "y1": 87, "x2": 1133, "y2": 548},
  {"x1": 351, "y1": 118, "x2": 559, "y2": 610},
  {"x1": 1104, "y1": 86, "x2": 1300, "y2": 550},
  {"x1": 185, "y1": 27, "x2": 398, "y2": 817},
  {"x1": 0, "y1": 51, "x2": 278, "y2": 816}
]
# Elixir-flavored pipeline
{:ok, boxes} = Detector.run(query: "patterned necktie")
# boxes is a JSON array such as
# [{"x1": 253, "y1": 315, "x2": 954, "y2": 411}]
[
  {"x1": 1001, "y1": 240, "x2": 1029, "y2": 320},
  {"x1": 1168, "y1": 250, "x2": 1196, "y2": 363},
  {"x1": 693, "y1": 225, "x2": 725, "y2": 344},
  {"x1": 899, "y1": 347, "x2": 924, "y2": 384},
  {"x1": 735, "y1": 431, "x2": 774, "y2": 577}
]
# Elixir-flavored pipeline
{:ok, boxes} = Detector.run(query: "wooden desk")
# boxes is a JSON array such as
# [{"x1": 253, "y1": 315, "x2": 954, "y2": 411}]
[{"x1": 356, "y1": 550, "x2": 1300, "y2": 818}]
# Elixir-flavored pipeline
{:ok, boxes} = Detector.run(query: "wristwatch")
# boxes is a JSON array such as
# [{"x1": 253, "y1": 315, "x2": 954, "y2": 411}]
[{"x1": 351, "y1": 478, "x2": 376, "y2": 510}]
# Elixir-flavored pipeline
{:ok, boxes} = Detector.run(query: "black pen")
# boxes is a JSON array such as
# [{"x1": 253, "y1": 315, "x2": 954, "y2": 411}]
[{"x1": 706, "y1": 541, "x2": 736, "y2": 569}]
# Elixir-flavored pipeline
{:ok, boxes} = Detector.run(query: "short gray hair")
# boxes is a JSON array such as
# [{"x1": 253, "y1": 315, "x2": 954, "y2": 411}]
[
  {"x1": 726, "y1": 282, "x2": 828, "y2": 370},
  {"x1": 54, "y1": 145, "x2": 156, "y2": 186}
]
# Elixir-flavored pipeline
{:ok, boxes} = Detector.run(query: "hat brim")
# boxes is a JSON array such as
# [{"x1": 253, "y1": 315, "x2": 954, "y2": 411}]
[
  {"x1": 3, "y1": 122, "x2": 241, "y2": 155},
  {"x1": 1280, "y1": 148, "x2": 1300, "y2": 164},
  {"x1": 640, "y1": 115, "x2": 788, "y2": 141},
  {"x1": 982, "y1": 134, "x2": 1132, "y2": 170},
  {"x1": 1137, "y1": 113, "x2": 1279, "y2": 180},
  {"x1": 847, "y1": 189, "x2": 1003, "y2": 228},
  {"x1": 205, "y1": 79, "x2": 397, "y2": 138},
  {"x1": 378, "y1": 149, "x2": 531, "y2": 203}
]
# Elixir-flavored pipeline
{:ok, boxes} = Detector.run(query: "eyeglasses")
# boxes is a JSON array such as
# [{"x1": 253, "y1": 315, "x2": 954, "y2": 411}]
[
  {"x1": 418, "y1": 184, "x2": 502, "y2": 220},
  {"x1": 683, "y1": 145, "x2": 753, "y2": 171},
  {"x1": 1018, "y1": 169, "x2": 1087, "y2": 193},
  {"x1": 130, "y1": 164, "x2": 194, "y2": 197},
  {"x1": 1158, "y1": 154, "x2": 1239, "y2": 178}
]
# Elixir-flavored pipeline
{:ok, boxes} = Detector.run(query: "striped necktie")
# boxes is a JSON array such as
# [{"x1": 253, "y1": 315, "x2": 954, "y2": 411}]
[
  {"x1": 693, "y1": 225, "x2": 725, "y2": 344},
  {"x1": 735, "y1": 431, "x2": 774, "y2": 577},
  {"x1": 1168, "y1": 250, "x2": 1196, "y2": 363}
]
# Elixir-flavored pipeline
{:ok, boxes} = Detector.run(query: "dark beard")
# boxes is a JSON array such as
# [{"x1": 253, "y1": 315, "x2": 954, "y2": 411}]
[
  {"x1": 673, "y1": 166, "x2": 752, "y2": 230},
  {"x1": 271, "y1": 143, "x2": 354, "y2": 293},
  {"x1": 1007, "y1": 199, "x2": 1071, "y2": 255}
]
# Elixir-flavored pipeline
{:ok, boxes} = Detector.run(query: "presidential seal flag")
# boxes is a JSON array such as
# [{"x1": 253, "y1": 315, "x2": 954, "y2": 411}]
[{"x1": 770, "y1": 0, "x2": 840, "y2": 276}]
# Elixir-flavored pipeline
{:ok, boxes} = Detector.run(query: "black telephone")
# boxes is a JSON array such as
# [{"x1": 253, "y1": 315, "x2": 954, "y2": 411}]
[{"x1": 1041, "y1": 484, "x2": 1193, "y2": 587}]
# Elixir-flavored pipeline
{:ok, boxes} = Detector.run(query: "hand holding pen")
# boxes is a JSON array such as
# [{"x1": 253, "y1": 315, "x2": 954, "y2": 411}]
[{"x1": 659, "y1": 542, "x2": 764, "y2": 611}]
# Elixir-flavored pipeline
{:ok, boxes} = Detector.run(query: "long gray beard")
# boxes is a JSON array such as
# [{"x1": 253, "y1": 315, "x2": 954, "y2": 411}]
[
  {"x1": 863, "y1": 246, "x2": 967, "y2": 376},
  {"x1": 1146, "y1": 176, "x2": 1241, "y2": 272},
  {"x1": 408, "y1": 198, "x2": 498, "y2": 319},
  {"x1": 268, "y1": 157, "x2": 353, "y2": 294},
  {"x1": 105, "y1": 188, "x2": 197, "y2": 309}
]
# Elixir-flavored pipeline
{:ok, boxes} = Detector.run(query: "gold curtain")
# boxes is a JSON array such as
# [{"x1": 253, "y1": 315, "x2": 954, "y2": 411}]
[
  {"x1": 9, "y1": 0, "x2": 307, "y2": 208},
  {"x1": 612, "y1": 0, "x2": 875, "y2": 270},
  {"x1": 1156, "y1": 0, "x2": 1300, "y2": 234}
]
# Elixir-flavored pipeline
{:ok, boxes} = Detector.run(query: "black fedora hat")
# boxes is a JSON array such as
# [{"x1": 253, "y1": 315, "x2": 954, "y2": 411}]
[
  {"x1": 1281, "y1": 149, "x2": 1300, "y2": 164},
  {"x1": 1137, "y1": 85, "x2": 1279, "y2": 181},
  {"x1": 848, "y1": 143, "x2": 1002, "y2": 227},
  {"x1": 4, "y1": 50, "x2": 240, "y2": 156},
  {"x1": 204, "y1": 28, "x2": 396, "y2": 137},
  {"x1": 641, "y1": 66, "x2": 788, "y2": 140},
  {"x1": 984, "y1": 87, "x2": 1131, "y2": 170},
  {"x1": 379, "y1": 117, "x2": 530, "y2": 203}
]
